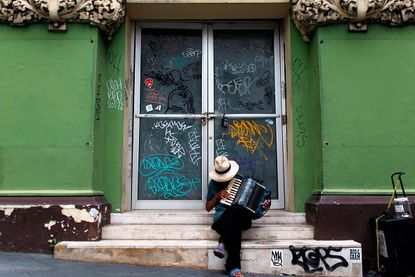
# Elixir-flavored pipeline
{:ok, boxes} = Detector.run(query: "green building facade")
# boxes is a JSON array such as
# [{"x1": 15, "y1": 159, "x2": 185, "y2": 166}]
[{"x1": 1, "y1": 0, "x2": 415, "y2": 270}]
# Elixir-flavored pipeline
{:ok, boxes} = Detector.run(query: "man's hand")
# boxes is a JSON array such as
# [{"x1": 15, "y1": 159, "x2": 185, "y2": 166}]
[
  {"x1": 218, "y1": 189, "x2": 230, "y2": 200},
  {"x1": 206, "y1": 189, "x2": 230, "y2": 212},
  {"x1": 262, "y1": 199, "x2": 271, "y2": 209}
]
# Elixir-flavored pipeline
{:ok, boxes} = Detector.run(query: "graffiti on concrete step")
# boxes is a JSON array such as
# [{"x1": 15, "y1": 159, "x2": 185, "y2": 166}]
[
  {"x1": 289, "y1": 245, "x2": 349, "y2": 273},
  {"x1": 270, "y1": 249, "x2": 283, "y2": 267}
]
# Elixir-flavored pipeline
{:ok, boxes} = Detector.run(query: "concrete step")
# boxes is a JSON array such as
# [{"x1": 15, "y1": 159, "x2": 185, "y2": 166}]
[
  {"x1": 110, "y1": 210, "x2": 306, "y2": 225},
  {"x1": 55, "y1": 239, "x2": 362, "y2": 276},
  {"x1": 102, "y1": 224, "x2": 314, "y2": 240}
]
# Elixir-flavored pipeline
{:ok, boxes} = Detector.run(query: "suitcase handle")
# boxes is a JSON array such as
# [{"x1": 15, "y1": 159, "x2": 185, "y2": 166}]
[{"x1": 391, "y1": 172, "x2": 407, "y2": 198}]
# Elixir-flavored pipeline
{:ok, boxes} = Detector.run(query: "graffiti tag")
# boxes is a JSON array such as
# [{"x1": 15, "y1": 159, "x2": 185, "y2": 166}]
[
  {"x1": 140, "y1": 154, "x2": 183, "y2": 177},
  {"x1": 289, "y1": 246, "x2": 349, "y2": 273},
  {"x1": 295, "y1": 105, "x2": 307, "y2": 148},
  {"x1": 147, "y1": 174, "x2": 200, "y2": 199},
  {"x1": 106, "y1": 78, "x2": 123, "y2": 111},
  {"x1": 225, "y1": 119, "x2": 274, "y2": 160}
]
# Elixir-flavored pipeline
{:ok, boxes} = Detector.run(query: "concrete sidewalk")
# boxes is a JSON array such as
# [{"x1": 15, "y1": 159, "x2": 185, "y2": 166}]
[{"x1": 0, "y1": 251, "x2": 279, "y2": 277}]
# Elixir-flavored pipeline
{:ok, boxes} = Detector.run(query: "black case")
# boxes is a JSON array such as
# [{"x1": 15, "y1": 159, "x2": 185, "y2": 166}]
[
  {"x1": 377, "y1": 216, "x2": 415, "y2": 276},
  {"x1": 377, "y1": 172, "x2": 415, "y2": 276}
]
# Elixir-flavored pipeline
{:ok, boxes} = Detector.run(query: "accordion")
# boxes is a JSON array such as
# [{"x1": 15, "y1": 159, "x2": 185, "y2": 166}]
[{"x1": 220, "y1": 177, "x2": 271, "y2": 219}]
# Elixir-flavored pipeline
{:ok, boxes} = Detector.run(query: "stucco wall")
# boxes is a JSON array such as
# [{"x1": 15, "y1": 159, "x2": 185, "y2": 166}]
[
  {"x1": 316, "y1": 24, "x2": 415, "y2": 194},
  {"x1": 95, "y1": 25, "x2": 126, "y2": 212},
  {"x1": 290, "y1": 22, "x2": 323, "y2": 211},
  {"x1": 0, "y1": 23, "x2": 126, "y2": 212},
  {"x1": 0, "y1": 24, "x2": 100, "y2": 195}
]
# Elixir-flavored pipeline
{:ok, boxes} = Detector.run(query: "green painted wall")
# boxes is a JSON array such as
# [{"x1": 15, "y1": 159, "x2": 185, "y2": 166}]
[
  {"x1": 290, "y1": 22, "x2": 323, "y2": 211},
  {"x1": 0, "y1": 24, "x2": 101, "y2": 195},
  {"x1": 98, "y1": 25, "x2": 126, "y2": 212},
  {"x1": 0, "y1": 23, "x2": 126, "y2": 208},
  {"x1": 317, "y1": 24, "x2": 415, "y2": 194}
]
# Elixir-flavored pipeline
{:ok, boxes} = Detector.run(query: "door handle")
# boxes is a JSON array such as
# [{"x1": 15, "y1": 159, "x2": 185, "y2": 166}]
[{"x1": 201, "y1": 112, "x2": 215, "y2": 126}]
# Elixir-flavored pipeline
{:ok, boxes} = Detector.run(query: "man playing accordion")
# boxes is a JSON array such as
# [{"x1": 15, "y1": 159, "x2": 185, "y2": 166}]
[{"x1": 205, "y1": 156, "x2": 271, "y2": 277}]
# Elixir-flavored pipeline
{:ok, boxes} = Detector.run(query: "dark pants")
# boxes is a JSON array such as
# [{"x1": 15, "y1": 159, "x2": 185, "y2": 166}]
[{"x1": 211, "y1": 204, "x2": 253, "y2": 272}]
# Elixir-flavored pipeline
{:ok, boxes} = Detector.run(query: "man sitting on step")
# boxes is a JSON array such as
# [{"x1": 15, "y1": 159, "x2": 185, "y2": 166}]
[{"x1": 205, "y1": 156, "x2": 271, "y2": 277}]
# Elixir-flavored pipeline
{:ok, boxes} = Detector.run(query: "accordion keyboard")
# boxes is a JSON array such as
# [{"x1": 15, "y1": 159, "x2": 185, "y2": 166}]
[{"x1": 220, "y1": 177, "x2": 243, "y2": 206}]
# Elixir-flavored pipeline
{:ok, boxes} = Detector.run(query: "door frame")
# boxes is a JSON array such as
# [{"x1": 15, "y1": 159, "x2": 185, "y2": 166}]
[
  {"x1": 132, "y1": 22, "x2": 207, "y2": 209},
  {"x1": 131, "y1": 21, "x2": 287, "y2": 210},
  {"x1": 207, "y1": 22, "x2": 286, "y2": 209}
]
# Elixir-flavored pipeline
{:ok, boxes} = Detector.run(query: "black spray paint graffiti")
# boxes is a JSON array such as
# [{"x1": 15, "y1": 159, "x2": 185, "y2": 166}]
[
  {"x1": 271, "y1": 250, "x2": 283, "y2": 267},
  {"x1": 295, "y1": 105, "x2": 306, "y2": 148},
  {"x1": 255, "y1": 71, "x2": 273, "y2": 105},
  {"x1": 95, "y1": 74, "x2": 102, "y2": 120},
  {"x1": 292, "y1": 57, "x2": 307, "y2": 83},
  {"x1": 108, "y1": 50, "x2": 122, "y2": 73},
  {"x1": 289, "y1": 246, "x2": 349, "y2": 273},
  {"x1": 148, "y1": 69, "x2": 194, "y2": 114}
]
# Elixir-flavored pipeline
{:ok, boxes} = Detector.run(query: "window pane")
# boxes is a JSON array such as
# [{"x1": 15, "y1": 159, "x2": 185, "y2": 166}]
[
  {"x1": 140, "y1": 29, "x2": 202, "y2": 114},
  {"x1": 214, "y1": 117, "x2": 278, "y2": 199},
  {"x1": 138, "y1": 118, "x2": 202, "y2": 200},
  {"x1": 214, "y1": 29, "x2": 275, "y2": 114}
]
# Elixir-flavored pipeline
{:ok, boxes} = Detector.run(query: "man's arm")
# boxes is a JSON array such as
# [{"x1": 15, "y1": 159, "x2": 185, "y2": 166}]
[{"x1": 205, "y1": 189, "x2": 229, "y2": 212}]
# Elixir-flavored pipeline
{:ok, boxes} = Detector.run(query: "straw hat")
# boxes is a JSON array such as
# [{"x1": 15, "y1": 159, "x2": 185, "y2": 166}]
[{"x1": 209, "y1": 156, "x2": 239, "y2": 182}]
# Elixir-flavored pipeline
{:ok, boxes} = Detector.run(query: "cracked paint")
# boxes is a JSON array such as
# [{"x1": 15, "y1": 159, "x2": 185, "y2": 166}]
[
  {"x1": 61, "y1": 208, "x2": 100, "y2": 223},
  {"x1": 0, "y1": 197, "x2": 111, "y2": 252},
  {"x1": 44, "y1": 220, "x2": 57, "y2": 230},
  {"x1": 1, "y1": 208, "x2": 15, "y2": 216}
]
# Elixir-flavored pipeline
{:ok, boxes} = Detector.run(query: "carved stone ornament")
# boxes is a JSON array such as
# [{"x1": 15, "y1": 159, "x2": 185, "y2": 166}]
[
  {"x1": 0, "y1": 0, "x2": 125, "y2": 40},
  {"x1": 292, "y1": 0, "x2": 415, "y2": 42}
]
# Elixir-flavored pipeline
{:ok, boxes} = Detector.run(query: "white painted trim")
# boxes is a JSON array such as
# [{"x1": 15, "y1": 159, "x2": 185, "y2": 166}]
[
  {"x1": 131, "y1": 22, "x2": 142, "y2": 209},
  {"x1": 279, "y1": 24, "x2": 289, "y2": 211}
]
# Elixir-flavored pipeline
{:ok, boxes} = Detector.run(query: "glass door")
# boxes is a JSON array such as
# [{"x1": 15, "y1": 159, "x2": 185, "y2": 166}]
[
  {"x1": 133, "y1": 22, "x2": 285, "y2": 209},
  {"x1": 132, "y1": 24, "x2": 207, "y2": 209},
  {"x1": 208, "y1": 24, "x2": 285, "y2": 209}
]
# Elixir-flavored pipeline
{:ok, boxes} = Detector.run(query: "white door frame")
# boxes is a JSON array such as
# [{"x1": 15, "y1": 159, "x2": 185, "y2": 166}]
[
  {"x1": 132, "y1": 21, "x2": 286, "y2": 210},
  {"x1": 207, "y1": 23, "x2": 285, "y2": 209}
]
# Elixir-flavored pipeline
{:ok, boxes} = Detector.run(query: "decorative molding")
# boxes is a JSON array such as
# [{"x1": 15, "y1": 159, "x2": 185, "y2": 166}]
[
  {"x1": 0, "y1": 0, "x2": 125, "y2": 40},
  {"x1": 292, "y1": 0, "x2": 415, "y2": 42}
]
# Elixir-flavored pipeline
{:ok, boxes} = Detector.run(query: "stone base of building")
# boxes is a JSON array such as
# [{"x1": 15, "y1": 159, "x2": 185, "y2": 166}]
[
  {"x1": 305, "y1": 194, "x2": 415, "y2": 271},
  {"x1": 0, "y1": 196, "x2": 111, "y2": 253}
]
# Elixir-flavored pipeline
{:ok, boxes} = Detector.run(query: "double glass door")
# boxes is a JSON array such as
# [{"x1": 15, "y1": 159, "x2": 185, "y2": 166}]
[{"x1": 132, "y1": 22, "x2": 286, "y2": 209}]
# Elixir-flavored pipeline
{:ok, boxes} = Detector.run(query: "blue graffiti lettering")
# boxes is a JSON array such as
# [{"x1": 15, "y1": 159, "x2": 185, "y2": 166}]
[
  {"x1": 140, "y1": 154, "x2": 183, "y2": 177},
  {"x1": 147, "y1": 174, "x2": 200, "y2": 199}
]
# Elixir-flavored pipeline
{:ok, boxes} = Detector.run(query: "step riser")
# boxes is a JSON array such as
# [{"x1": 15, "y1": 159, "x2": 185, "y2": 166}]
[
  {"x1": 110, "y1": 215, "x2": 306, "y2": 225},
  {"x1": 209, "y1": 247, "x2": 362, "y2": 276},
  {"x1": 55, "y1": 244, "x2": 362, "y2": 276},
  {"x1": 102, "y1": 226, "x2": 314, "y2": 240},
  {"x1": 109, "y1": 211, "x2": 306, "y2": 225},
  {"x1": 55, "y1": 247, "x2": 207, "y2": 269}
]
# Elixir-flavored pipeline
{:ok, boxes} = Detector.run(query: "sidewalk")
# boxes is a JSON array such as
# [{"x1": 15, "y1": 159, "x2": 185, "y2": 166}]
[{"x1": 0, "y1": 251, "x2": 279, "y2": 277}]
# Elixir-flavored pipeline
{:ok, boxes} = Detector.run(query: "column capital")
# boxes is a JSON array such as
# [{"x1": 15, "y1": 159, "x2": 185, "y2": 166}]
[
  {"x1": 0, "y1": 0, "x2": 126, "y2": 40},
  {"x1": 292, "y1": 0, "x2": 415, "y2": 41}
]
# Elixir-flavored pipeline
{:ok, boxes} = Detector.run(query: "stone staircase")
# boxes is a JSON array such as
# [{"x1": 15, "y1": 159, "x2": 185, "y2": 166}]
[{"x1": 54, "y1": 210, "x2": 362, "y2": 276}]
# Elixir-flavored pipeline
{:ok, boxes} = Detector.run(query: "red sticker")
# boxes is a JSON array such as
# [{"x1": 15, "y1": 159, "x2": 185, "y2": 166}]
[{"x1": 144, "y1": 78, "x2": 153, "y2": 88}]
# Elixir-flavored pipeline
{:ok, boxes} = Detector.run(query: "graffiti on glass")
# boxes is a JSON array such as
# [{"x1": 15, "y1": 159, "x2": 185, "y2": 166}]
[
  {"x1": 140, "y1": 154, "x2": 200, "y2": 199},
  {"x1": 222, "y1": 119, "x2": 274, "y2": 160}
]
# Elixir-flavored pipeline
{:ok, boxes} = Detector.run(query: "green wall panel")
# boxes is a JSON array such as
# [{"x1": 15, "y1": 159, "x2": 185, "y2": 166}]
[
  {"x1": 290, "y1": 22, "x2": 323, "y2": 211},
  {"x1": 0, "y1": 24, "x2": 100, "y2": 194},
  {"x1": 93, "y1": 25, "x2": 126, "y2": 211},
  {"x1": 317, "y1": 25, "x2": 415, "y2": 193}
]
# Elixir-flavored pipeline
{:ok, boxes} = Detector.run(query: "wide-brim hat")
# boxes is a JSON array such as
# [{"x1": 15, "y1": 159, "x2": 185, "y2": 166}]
[{"x1": 209, "y1": 156, "x2": 239, "y2": 182}]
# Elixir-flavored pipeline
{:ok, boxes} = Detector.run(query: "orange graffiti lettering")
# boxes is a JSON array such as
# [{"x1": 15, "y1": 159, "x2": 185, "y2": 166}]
[{"x1": 225, "y1": 120, "x2": 274, "y2": 160}]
